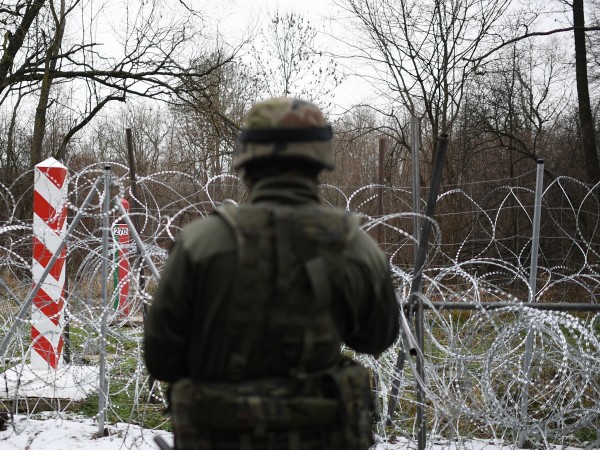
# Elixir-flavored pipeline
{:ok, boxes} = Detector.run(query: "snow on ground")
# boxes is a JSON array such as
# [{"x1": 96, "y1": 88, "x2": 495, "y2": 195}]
[
  {"x1": 0, "y1": 414, "x2": 586, "y2": 450},
  {"x1": 0, "y1": 414, "x2": 173, "y2": 450},
  {"x1": 1, "y1": 364, "x2": 99, "y2": 401}
]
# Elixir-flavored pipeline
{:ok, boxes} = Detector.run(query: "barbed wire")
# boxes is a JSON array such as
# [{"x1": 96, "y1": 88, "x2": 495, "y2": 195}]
[{"x1": 0, "y1": 163, "x2": 599, "y2": 449}]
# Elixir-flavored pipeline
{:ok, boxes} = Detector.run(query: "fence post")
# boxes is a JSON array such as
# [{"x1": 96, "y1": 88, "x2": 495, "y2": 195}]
[
  {"x1": 31, "y1": 157, "x2": 68, "y2": 369},
  {"x1": 387, "y1": 117, "x2": 424, "y2": 425},
  {"x1": 113, "y1": 198, "x2": 131, "y2": 317},
  {"x1": 98, "y1": 166, "x2": 111, "y2": 435},
  {"x1": 411, "y1": 116, "x2": 421, "y2": 256},
  {"x1": 377, "y1": 137, "x2": 386, "y2": 245},
  {"x1": 0, "y1": 177, "x2": 104, "y2": 362},
  {"x1": 125, "y1": 128, "x2": 159, "y2": 399},
  {"x1": 518, "y1": 159, "x2": 544, "y2": 448},
  {"x1": 125, "y1": 128, "x2": 148, "y2": 319},
  {"x1": 58, "y1": 144, "x2": 72, "y2": 364},
  {"x1": 114, "y1": 197, "x2": 161, "y2": 280}
]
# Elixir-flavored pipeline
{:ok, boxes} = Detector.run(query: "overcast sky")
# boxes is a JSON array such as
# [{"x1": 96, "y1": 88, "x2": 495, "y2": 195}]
[{"x1": 206, "y1": 0, "x2": 376, "y2": 113}]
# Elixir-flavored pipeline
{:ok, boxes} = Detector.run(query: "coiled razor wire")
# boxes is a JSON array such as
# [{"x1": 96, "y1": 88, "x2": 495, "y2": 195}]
[{"x1": 0, "y1": 163, "x2": 599, "y2": 449}]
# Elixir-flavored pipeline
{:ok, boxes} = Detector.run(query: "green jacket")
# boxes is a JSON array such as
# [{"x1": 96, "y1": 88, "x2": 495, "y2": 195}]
[{"x1": 144, "y1": 174, "x2": 399, "y2": 383}]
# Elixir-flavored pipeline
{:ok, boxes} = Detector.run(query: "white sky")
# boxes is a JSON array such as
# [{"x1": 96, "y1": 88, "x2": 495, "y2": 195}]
[
  {"x1": 214, "y1": 0, "x2": 341, "y2": 25},
  {"x1": 205, "y1": 0, "x2": 377, "y2": 113}
]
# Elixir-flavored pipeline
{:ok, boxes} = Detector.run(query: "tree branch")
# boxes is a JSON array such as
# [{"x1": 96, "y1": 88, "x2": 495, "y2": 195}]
[
  {"x1": 468, "y1": 26, "x2": 600, "y2": 62},
  {"x1": 59, "y1": 94, "x2": 126, "y2": 151},
  {"x1": 0, "y1": 0, "x2": 46, "y2": 92}
]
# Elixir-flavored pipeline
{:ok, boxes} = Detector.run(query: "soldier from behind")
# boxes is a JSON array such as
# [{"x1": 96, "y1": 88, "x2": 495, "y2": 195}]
[{"x1": 144, "y1": 97, "x2": 400, "y2": 449}]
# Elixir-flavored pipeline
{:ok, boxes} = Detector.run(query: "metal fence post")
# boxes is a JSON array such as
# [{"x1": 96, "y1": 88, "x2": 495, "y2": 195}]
[
  {"x1": 98, "y1": 166, "x2": 111, "y2": 435},
  {"x1": 388, "y1": 134, "x2": 448, "y2": 450},
  {"x1": 518, "y1": 159, "x2": 544, "y2": 448},
  {"x1": 387, "y1": 117, "x2": 422, "y2": 424}
]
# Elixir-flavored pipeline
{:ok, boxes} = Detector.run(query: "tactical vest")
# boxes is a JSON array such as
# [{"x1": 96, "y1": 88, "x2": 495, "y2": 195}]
[
  {"x1": 215, "y1": 203, "x2": 358, "y2": 380},
  {"x1": 169, "y1": 204, "x2": 375, "y2": 449}
]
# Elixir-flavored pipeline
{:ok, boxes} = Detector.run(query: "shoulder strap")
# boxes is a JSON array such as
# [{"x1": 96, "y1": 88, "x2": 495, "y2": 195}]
[
  {"x1": 273, "y1": 208, "x2": 333, "y2": 374},
  {"x1": 216, "y1": 205, "x2": 274, "y2": 380}
]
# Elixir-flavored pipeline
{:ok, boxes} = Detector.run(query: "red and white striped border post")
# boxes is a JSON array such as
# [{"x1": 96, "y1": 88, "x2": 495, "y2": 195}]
[
  {"x1": 32, "y1": 157, "x2": 68, "y2": 369},
  {"x1": 113, "y1": 198, "x2": 131, "y2": 317}
]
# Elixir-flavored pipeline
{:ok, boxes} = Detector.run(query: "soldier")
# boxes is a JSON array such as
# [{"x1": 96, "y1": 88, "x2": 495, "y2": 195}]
[{"x1": 144, "y1": 97, "x2": 400, "y2": 449}]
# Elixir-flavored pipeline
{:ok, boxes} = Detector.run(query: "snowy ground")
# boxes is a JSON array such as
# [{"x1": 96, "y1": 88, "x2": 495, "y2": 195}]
[
  {"x1": 0, "y1": 366, "x2": 587, "y2": 450},
  {"x1": 0, "y1": 414, "x2": 586, "y2": 450},
  {"x1": 0, "y1": 413, "x2": 173, "y2": 450}
]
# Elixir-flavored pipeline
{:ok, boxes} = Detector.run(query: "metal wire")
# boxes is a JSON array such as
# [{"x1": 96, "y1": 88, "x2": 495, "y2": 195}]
[{"x1": 0, "y1": 163, "x2": 599, "y2": 449}]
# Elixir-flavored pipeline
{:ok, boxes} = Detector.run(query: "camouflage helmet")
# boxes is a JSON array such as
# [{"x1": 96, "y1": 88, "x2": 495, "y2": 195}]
[{"x1": 233, "y1": 97, "x2": 335, "y2": 171}]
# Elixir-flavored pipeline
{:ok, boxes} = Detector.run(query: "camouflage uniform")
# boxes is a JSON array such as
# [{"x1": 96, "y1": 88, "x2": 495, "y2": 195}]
[{"x1": 144, "y1": 97, "x2": 400, "y2": 449}]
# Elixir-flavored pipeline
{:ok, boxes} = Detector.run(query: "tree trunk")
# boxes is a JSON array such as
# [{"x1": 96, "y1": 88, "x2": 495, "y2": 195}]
[
  {"x1": 0, "y1": 0, "x2": 46, "y2": 94},
  {"x1": 573, "y1": 0, "x2": 600, "y2": 184},
  {"x1": 31, "y1": 0, "x2": 65, "y2": 167}
]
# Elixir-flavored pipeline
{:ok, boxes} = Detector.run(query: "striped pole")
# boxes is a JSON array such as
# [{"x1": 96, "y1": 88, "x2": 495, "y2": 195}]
[
  {"x1": 113, "y1": 198, "x2": 131, "y2": 317},
  {"x1": 32, "y1": 157, "x2": 68, "y2": 369}
]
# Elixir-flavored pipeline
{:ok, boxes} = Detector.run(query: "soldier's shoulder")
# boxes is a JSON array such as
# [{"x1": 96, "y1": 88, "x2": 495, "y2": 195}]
[
  {"x1": 343, "y1": 217, "x2": 388, "y2": 266},
  {"x1": 177, "y1": 213, "x2": 236, "y2": 260}
]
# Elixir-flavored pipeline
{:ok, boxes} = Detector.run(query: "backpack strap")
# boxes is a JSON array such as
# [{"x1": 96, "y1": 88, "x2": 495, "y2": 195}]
[
  {"x1": 280, "y1": 209, "x2": 333, "y2": 374},
  {"x1": 217, "y1": 205, "x2": 274, "y2": 380}
]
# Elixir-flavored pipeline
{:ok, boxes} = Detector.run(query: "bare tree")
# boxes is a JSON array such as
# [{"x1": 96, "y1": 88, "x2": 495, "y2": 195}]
[
  {"x1": 0, "y1": 88, "x2": 30, "y2": 178},
  {"x1": 338, "y1": 0, "x2": 511, "y2": 144},
  {"x1": 325, "y1": 106, "x2": 383, "y2": 190},
  {"x1": 463, "y1": 0, "x2": 600, "y2": 183},
  {"x1": 82, "y1": 102, "x2": 170, "y2": 174},
  {"x1": 587, "y1": 0, "x2": 600, "y2": 82},
  {"x1": 251, "y1": 9, "x2": 344, "y2": 106},
  {"x1": 572, "y1": 0, "x2": 600, "y2": 183},
  {"x1": 172, "y1": 55, "x2": 262, "y2": 177},
  {"x1": 471, "y1": 38, "x2": 573, "y2": 179},
  {"x1": 0, "y1": 0, "x2": 236, "y2": 167},
  {"x1": 30, "y1": 0, "x2": 66, "y2": 167}
]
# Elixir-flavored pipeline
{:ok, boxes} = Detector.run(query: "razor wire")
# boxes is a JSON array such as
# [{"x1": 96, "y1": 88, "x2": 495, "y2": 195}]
[{"x1": 0, "y1": 163, "x2": 599, "y2": 449}]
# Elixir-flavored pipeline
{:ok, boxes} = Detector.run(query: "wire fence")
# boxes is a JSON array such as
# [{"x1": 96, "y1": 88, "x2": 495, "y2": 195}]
[{"x1": 0, "y1": 162, "x2": 599, "y2": 449}]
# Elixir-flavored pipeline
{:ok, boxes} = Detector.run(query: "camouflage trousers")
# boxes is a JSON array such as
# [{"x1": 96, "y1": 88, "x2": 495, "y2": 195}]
[
  {"x1": 173, "y1": 427, "x2": 331, "y2": 450},
  {"x1": 170, "y1": 379, "x2": 336, "y2": 449},
  {"x1": 170, "y1": 360, "x2": 375, "y2": 450}
]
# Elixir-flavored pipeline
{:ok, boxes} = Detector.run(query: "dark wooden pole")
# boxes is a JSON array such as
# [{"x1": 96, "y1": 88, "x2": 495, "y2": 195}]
[
  {"x1": 377, "y1": 138, "x2": 386, "y2": 245},
  {"x1": 125, "y1": 129, "x2": 157, "y2": 399}
]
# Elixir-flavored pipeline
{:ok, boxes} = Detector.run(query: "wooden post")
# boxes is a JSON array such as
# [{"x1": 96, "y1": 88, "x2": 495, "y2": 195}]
[
  {"x1": 377, "y1": 137, "x2": 386, "y2": 245},
  {"x1": 126, "y1": 128, "x2": 157, "y2": 398}
]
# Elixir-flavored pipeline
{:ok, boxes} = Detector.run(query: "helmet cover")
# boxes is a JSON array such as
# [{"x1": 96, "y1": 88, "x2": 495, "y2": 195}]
[{"x1": 233, "y1": 97, "x2": 334, "y2": 170}]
